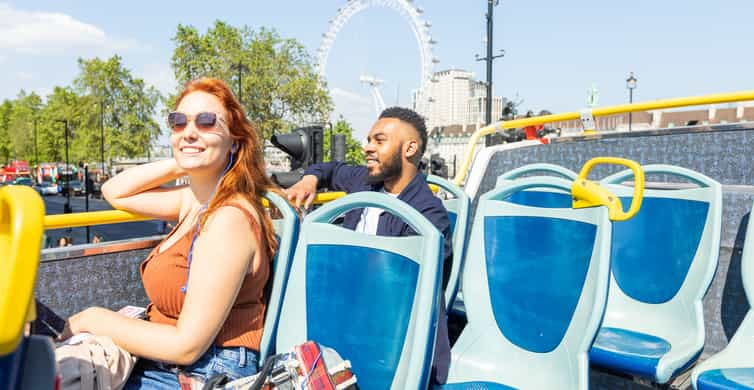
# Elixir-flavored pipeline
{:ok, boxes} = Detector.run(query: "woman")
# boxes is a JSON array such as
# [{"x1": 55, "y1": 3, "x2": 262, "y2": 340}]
[{"x1": 63, "y1": 78, "x2": 278, "y2": 388}]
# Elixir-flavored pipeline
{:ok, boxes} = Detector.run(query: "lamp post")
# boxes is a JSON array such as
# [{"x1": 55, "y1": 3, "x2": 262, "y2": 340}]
[
  {"x1": 476, "y1": 0, "x2": 505, "y2": 146},
  {"x1": 33, "y1": 115, "x2": 38, "y2": 168},
  {"x1": 230, "y1": 61, "x2": 249, "y2": 106},
  {"x1": 100, "y1": 100, "x2": 105, "y2": 179},
  {"x1": 56, "y1": 119, "x2": 72, "y2": 214},
  {"x1": 626, "y1": 72, "x2": 637, "y2": 131}
]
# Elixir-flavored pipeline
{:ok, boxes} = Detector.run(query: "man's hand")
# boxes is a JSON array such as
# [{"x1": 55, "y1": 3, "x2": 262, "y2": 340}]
[{"x1": 284, "y1": 175, "x2": 319, "y2": 211}]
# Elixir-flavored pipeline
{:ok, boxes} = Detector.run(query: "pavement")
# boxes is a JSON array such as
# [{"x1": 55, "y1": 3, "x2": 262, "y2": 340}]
[{"x1": 43, "y1": 193, "x2": 166, "y2": 248}]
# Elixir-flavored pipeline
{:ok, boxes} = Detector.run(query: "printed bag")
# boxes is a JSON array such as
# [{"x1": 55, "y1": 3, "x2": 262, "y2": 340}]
[{"x1": 196, "y1": 341, "x2": 357, "y2": 390}]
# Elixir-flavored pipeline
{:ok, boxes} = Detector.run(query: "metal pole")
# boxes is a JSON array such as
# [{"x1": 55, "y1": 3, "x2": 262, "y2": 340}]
[
  {"x1": 63, "y1": 120, "x2": 72, "y2": 214},
  {"x1": 33, "y1": 117, "x2": 38, "y2": 167},
  {"x1": 100, "y1": 100, "x2": 105, "y2": 178},
  {"x1": 84, "y1": 164, "x2": 90, "y2": 242},
  {"x1": 237, "y1": 62, "x2": 243, "y2": 105},
  {"x1": 476, "y1": 1, "x2": 504, "y2": 146},
  {"x1": 485, "y1": 0, "x2": 494, "y2": 129},
  {"x1": 628, "y1": 89, "x2": 633, "y2": 131}
]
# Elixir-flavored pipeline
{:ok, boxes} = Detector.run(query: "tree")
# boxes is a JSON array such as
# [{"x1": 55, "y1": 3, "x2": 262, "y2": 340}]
[
  {"x1": 323, "y1": 117, "x2": 364, "y2": 165},
  {"x1": 8, "y1": 91, "x2": 42, "y2": 163},
  {"x1": 36, "y1": 87, "x2": 84, "y2": 164},
  {"x1": 171, "y1": 21, "x2": 332, "y2": 139},
  {"x1": 0, "y1": 100, "x2": 13, "y2": 164},
  {"x1": 74, "y1": 55, "x2": 162, "y2": 162}
]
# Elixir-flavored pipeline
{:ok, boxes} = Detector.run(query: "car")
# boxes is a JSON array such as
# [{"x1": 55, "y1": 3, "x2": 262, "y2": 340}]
[
  {"x1": 59, "y1": 180, "x2": 84, "y2": 195},
  {"x1": 12, "y1": 177, "x2": 33, "y2": 186},
  {"x1": 33, "y1": 181, "x2": 59, "y2": 196}
]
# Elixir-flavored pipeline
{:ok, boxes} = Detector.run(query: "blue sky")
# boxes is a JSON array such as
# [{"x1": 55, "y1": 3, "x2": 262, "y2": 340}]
[{"x1": 1, "y1": 0, "x2": 753, "y2": 142}]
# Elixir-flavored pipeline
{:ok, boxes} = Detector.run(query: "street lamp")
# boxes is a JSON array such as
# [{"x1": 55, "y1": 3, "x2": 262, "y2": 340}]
[
  {"x1": 626, "y1": 72, "x2": 638, "y2": 131},
  {"x1": 56, "y1": 119, "x2": 72, "y2": 214},
  {"x1": 230, "y1": 61, "x2": 249, "y2": 105},
  {"x1": 100, "y1": 100, "x2": 105, "y2": 180}
]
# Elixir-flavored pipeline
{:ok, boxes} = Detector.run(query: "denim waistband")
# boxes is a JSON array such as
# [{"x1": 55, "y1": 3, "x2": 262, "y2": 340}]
[{"x1": 154, "y1": 345, "x2": 258, "y2": 373}]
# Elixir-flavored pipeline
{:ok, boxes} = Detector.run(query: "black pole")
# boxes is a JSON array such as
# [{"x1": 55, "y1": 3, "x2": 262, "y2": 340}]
[
  {"x1": 100, "y1": 100, "x2": 105, "y2": 179},
  {"x1": 84, "y1": 165, "x2": 90, "y2": 242},
  {"x1": 485, "y1": 0, "x2": 493, "y2": 128},
  {"x1": 63, "y1": 120, "x2": 72, "y2": 214},
  {"x1": 477, "y1": 1, "x2": 504, "y2": 146},
  {"x1": 628, "y1": 89, "x2": 633, "y2": 132},
  {"x1": 33, "y1": 117, "x2": 38, "y2": 168},
  {"x1": 237, "y1": 62, "x2": 242, "y2": 105}
]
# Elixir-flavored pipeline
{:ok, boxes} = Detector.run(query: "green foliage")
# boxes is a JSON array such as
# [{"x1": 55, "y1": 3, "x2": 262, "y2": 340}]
[
  {"x1": 0, "y1": 55, "x2": 161, "y2": 168},
  {"x1": 74, "y1": 56, "x2": 162, "y2": 162},
  {"x1": 0, "y1": 100, "x2": 13, "y2": 163},
  {"x1": 170, "y1": 21, "x2": 333, "y2": 139},
  {"x1": 323, "y1": 117, "x2": 365, "y2": 165}
]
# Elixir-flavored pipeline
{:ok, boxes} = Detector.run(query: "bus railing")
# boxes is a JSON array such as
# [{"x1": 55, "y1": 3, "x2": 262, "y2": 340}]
[
  {"x1": 453, "y1": 90, "x2": 754, "y2": 186},
  {"x1": 42, "y1": 182, "x2": 441, "y2": 231},
  {"x1": 43, "y1": 191, "x2": 348, "y2": 230}
]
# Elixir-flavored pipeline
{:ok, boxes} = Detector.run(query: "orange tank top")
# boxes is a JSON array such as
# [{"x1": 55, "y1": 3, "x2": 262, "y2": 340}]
[{"x1": 140, "y1": 203, "x2": 270, "y2": 351}]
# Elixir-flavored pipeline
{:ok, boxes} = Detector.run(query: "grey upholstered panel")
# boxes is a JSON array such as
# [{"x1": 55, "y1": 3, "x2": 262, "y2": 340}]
[{"x1": 35, "y1": 248, "x2": 151, "y2": 319}]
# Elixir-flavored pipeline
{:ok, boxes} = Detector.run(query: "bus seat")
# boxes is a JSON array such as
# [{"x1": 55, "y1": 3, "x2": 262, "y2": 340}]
[
  {"x1": 691, "y1": 200, "x2": 754, "y2": 390},
  {"x1": 497, "y1": 163, "x2": 576, "y2": 208},
  {"x1": 439, "y1": 177, "x2": 612, "y2": 389},
  {"x1": 274, "y1": 192, "x2": 444, "y2": 390},
  {"x1": 258, "y1": 191, "x2": 300, "y2": 365},
  {"x1": 0, "y1": 186, "x2": 48, "y2": 390},
  {"x1": 427, "y1": 175, "x2": 470, "y2": 311},
  {"x1": 589, "y1": 165, "x2": 722, "y2": 384}
]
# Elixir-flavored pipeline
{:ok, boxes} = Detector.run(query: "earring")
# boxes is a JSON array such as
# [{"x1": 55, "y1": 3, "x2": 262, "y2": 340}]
[{"x1": 231, "y1": 143, "x2": 238, "y2": 153}]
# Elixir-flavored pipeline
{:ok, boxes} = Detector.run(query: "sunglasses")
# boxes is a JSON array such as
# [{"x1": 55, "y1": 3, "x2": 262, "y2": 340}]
[{"x1": 167, "y1": 112, "x2": 226, "y2": 132}]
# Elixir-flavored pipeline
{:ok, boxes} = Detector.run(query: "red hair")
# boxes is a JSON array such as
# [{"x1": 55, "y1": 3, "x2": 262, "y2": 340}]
[{"x1": 175, "y1": 77, "x2": 278, "y2": 261}]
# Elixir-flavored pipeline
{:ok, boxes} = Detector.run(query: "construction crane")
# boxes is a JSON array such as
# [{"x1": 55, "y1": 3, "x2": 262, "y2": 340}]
[{"x1": 360, "y1": 74, "x2": 386, "y2": 113}]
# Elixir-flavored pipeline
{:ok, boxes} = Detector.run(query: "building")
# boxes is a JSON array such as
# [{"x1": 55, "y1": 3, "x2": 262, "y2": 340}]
[{"x1": 413, "y1": 69, "x2": 504, "y2": 130}]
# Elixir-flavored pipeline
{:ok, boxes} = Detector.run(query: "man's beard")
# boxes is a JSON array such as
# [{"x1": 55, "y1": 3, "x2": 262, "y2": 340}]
[{"x1": 365, "y1": 152, "x2": 402, "y2": 185}]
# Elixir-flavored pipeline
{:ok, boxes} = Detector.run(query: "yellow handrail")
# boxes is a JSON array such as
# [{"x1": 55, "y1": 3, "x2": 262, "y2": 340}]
[
  {"x1": 0, "y1": 186, "x2": 45, "y2": 355},
  {"x1": 452, "y1": 90, "x2": 754, "y2": 186},
  {"x1": 43, "y1": 184, "x2": 440, "y2": 231},
  {"x1": 43, "y1": 192, "x2": 348, "y2": 230}
]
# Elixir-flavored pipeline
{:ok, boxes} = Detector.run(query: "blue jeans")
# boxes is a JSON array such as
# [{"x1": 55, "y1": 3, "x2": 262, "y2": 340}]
[{"x1": 124, "y1": 346, "x2": 259, "y2": 389}]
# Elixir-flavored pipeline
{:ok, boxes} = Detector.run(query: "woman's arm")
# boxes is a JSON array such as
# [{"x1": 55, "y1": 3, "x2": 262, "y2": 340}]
[
  {"x1": 101, "y1": 159, "x2": 188, "y2": 221},
  {"x1": 65, "y1": 205, "x2": 259, "y2": 365}
]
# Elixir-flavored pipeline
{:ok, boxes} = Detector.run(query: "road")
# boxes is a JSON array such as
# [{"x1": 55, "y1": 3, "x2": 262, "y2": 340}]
[{"x1": 43, "y1": 193, "x2": 166, "y2": 248}]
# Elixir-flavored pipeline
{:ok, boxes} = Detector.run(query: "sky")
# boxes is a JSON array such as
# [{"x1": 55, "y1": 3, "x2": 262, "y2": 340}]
[{"x1": 1, "y1": 0, "x2": 753, "y2": 144}]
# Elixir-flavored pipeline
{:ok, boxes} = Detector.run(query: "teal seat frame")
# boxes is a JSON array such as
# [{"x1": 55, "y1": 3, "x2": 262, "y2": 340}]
[
  {"x1": 589, "y1": 165, "x2": 722, "y2": 384},
  {"x1": 495, "y1": 162, "x2": 578, "y2": 186},
  {"x1": 427, "y1": 175, "x2": 470, "y2": 311},
  {"x1": 441, "y1": 177, "x2": 612, "y2": 389},
  {"x1": 258, "y1": 192, "x2": 299, "y2": 365},
  {"x1": 274, "y1": 192, "x2": 443, "y2": 390},
  {"x1": 691, "y1": 200, "x2": 754, "y2": 390}
]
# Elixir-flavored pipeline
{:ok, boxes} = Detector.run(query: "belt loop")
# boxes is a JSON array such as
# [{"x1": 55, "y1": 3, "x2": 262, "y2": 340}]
[{"x1": 239, "y1": 346, "x2": 247, "y2": 367}]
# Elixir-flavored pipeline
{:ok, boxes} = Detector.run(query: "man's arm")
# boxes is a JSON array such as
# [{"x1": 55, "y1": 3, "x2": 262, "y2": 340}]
[
  {"x1": 304, "y1": 162, "x2": 367, "y2": 192},
  {"x1": 285, "y1": 162, "x2": 367, "y2": 210}
]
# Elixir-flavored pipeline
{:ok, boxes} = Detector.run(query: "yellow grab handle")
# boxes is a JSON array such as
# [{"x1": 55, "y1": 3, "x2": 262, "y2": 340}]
[
  {"x1": 0, "y1": 186, "x2": 45, "y2": 355},
  {"x1": 572, "y1": 157, "x2": 645, "y2": 221}
]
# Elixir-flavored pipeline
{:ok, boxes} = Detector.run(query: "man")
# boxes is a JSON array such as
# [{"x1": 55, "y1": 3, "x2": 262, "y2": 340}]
[{"x1": 285, "y1": 106, "x2": 452, "y2": 384}]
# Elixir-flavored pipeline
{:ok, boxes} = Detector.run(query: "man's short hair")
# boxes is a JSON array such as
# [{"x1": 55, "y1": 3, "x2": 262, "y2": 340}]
[{"x1": 379, "y1": 106, "x2": 428, "y2": 160}]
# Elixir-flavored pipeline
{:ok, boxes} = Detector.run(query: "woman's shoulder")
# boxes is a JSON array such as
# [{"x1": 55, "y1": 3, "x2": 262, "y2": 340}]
[{"x1": 211, "y1": 197, "x2": 263, "y2": 235}]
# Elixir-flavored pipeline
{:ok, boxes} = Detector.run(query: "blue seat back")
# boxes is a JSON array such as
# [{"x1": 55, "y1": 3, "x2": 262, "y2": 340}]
[
  {"x1": 691, "y1": 200, "x2": 754, "y2": 389},
  {"x1": 427, "y1": 175, "x2": 470, "y2": 310},
  {"x1": 496, "y1": 163, "x2": 576, "y2": 208},
  {"x1": 594, "y1": 165, "x2": 722, "y2": 382},
  {"x1": 275, "y1": 192, "x2": 443, "y2": 390},
  {"x1": 258, "y1": 192, "x2": 300, "y2": 365},
  {"x1": 444, "y1": 177, "x2": 612, "y2": 389}
]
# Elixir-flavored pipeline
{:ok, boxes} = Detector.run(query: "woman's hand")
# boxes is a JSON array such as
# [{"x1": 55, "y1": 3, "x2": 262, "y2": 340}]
[{"x1": 58, "y1": 307, "x2": 108, "y2": 341}]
